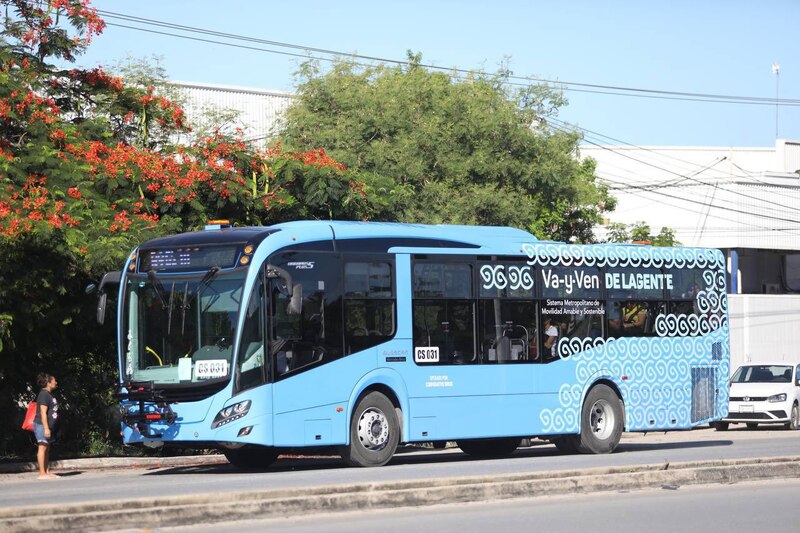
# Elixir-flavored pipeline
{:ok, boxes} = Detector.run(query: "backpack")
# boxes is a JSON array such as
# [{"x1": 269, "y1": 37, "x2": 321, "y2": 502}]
[{"x1": 21, "y1": 401, "x2": 36, "y2": 432}]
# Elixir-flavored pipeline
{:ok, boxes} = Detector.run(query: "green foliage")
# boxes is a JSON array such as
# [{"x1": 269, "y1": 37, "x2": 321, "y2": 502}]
[
  {"x1": 605, "y1": 221, "x2": 681, "y2": 247},
  {"x1": 0, "y1": 2, "x2": 374, "y2": 460},
  {"x1": 281, "y1": 57, "x2": 614, "y2": 242}
]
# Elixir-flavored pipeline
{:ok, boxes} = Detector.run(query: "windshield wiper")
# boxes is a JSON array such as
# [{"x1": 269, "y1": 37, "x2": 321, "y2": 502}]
[
  {"x1": 198, "y1": 266, "x2": 220, "y2": 292},
  {"x1": 147, "y1": 270, "x2": 168, "y2": 309},
  {"x1": 180, "y1": 280, "x2": 189, "y2": 335},
  {"x1": 167, "y1": 282, "x2": 176, "y2": 335},
  {"x1": 184, "y1": 267, "x2": 220, "y2": 311}
]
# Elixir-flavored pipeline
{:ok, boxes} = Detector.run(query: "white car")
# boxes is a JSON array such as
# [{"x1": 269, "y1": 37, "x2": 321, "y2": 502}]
[{"x1": 715, "y1": 363, "x2": 800, "y2": 430}]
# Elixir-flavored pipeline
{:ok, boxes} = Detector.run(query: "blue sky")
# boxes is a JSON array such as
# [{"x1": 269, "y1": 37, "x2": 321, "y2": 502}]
[{"x1": 74, "y1": 0, "x2": 799, "y2": 148}]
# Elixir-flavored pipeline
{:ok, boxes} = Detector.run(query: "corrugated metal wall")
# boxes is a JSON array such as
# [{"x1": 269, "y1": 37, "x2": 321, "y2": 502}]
[{"x1": 170, "y1": 81, "x2": 293, "y2": 147}]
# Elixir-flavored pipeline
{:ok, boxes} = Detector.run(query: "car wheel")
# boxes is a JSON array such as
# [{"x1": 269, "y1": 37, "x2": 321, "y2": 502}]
[
  {"x1": 746, "y1": 423, "x2": 759, "y2": 430},
  {"x1": 713, "y1": 421, "x2": 729, "y2": 431},
  {"x1": 787, "y1": 403, "x2": 800, "y2": 430}
]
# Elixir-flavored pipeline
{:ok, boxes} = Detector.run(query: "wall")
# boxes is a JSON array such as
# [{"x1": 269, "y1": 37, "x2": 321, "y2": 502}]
[{"x1": 728, "y1": 294, "x2": 800, "y2": 373}]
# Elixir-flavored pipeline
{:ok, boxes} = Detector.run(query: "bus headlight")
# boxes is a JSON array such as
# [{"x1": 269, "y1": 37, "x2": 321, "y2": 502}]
[
  {"x1": 211, "y1": 400, "x2": 251, "y2": 429},
  {"x1": 768, "y1": 393, "x2": 787, "y2": 403}
]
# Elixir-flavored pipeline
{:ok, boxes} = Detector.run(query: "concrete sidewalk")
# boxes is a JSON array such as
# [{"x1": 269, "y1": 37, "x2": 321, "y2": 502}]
[{"x1": 0, "y1": 452, "x2": 228, "y2": 474}]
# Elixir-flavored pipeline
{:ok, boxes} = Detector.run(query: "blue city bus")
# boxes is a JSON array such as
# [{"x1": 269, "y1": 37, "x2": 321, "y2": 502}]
[{"x1": 97, "y1": 220, "x2": 730, "y2": 468}]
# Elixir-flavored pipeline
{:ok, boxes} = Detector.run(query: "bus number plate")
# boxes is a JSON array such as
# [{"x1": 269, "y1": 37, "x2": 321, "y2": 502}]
[
  {"x1": 196, "y1": 359, "x2": 229, "y2": 379},
  {"x1": 414, "y1": 347, "x2": 439, "y2": 363}
]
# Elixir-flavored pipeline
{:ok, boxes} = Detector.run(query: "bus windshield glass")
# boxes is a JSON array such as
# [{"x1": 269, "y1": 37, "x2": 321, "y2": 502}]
[{"x1": 122, "y1": 269, "x2": 245, "y2": 385}]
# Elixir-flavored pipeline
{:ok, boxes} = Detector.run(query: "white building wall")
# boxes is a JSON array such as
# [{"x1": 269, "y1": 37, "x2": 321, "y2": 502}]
[
  {"x1": 581, "y1": 141, "x2": 800, "y2": 251},
  {"x1": 728, "y1": 294, "x2": 800, "y2": 372},
  {"x1": 170, "y1": 81, "x2": 294, "y2": 147}
]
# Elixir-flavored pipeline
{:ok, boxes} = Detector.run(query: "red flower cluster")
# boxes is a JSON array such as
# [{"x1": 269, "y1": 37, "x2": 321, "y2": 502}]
[
  {"x1": 266, "y1": 143, "x2": 347, "y2": 172},
  {"x1": 68, "y1": 67, "x2": 124, "y2": 92},
  {"x1": 16, "y1": 0, "x2": 105, "y2": 59}
]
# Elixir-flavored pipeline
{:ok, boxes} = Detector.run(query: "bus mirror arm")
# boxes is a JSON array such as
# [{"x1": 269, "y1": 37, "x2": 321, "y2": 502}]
[{"x1": 266, "y1": 265, "x2": 294, "y2": 297}]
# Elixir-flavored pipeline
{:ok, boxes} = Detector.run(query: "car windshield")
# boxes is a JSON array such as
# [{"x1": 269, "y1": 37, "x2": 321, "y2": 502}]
[
  {"x1": 731, "y1": 365, "x2": 793, "y2": 384},
  {"x1": 122, "y1": 269, "x2": 245, "y2": 385}
]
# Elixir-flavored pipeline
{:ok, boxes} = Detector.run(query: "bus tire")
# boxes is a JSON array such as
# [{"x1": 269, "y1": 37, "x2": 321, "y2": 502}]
[
  {"x1": 576, "y1": 384, "x2": 624, "y2": 454},
  {"x1": 224, "y1": 445, "x2": 278, "y2": 470},
  {"x1": 456, "y1": 437, "x2": 521, "y2": 457},
  {"x1": 342, "y1": 391, "x2": 400, "y2": 467}
]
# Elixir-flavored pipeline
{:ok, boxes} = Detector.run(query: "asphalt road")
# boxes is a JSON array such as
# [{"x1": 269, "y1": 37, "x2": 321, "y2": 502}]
[
  {"x1": 1, "y1": 426, "x2": 798, "y2": 510},
  {"x1": 154, "y1": 478, "x2": 800, "y2": 533}
]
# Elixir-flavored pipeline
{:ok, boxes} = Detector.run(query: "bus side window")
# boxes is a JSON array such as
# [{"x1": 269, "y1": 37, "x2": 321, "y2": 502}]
[
  {"x1": 605, "y1": 267, "x2": 668, "y2": 339},
  {"x1": 344, "y1": 260, "x2": 396, "y2": 354},
  {"x1": 412, "y1": 261, "x2": 476, "y2": 366}
]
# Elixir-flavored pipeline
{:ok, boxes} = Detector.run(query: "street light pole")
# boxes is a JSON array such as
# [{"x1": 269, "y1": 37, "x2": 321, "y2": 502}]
[{"x1": 771, "y1": 63, "x2": 780, "y2": 139}]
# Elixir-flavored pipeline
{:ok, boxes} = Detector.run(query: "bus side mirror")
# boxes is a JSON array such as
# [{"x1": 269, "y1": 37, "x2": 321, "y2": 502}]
[
  {"x1": 97, "y1": 292, "x2": 108, "y2": 325},
  {"x1": 89, "y1": 271, "x2": 121, "y2": 325},
  {"x1": 287, "y1": 284, "x2": 303, "y2": 316},
  {"x1": 266, "y1": 265, "x2": 294, "y2": 297}
]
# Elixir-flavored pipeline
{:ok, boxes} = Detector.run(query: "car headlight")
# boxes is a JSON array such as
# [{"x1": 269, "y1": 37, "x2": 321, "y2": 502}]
[
  {"x1": 211, "y1": 399, "x2": 251, "y2": 429},
  {"x1": 768, "y1": 393, "x2": 787, "y2": 403}
]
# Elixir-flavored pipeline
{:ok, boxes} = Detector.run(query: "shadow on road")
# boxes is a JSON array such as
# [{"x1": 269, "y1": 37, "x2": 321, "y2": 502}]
[
  {"x1": 143, "y1": 436, "x2": 735, "y2": 476},
  {"x1": 617, "y1": 439, "x2": 734, "y2": 452}
]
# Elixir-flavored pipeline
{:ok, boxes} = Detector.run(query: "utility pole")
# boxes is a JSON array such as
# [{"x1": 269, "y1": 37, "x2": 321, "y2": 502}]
[{"x1": 771, "y1": 63, "x2": 780, "y2": 139}]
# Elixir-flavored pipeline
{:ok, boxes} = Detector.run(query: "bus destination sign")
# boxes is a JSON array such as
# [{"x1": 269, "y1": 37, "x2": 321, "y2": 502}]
[{"x1": 139, "y1": 246, "x2": 239, "y2": 272}]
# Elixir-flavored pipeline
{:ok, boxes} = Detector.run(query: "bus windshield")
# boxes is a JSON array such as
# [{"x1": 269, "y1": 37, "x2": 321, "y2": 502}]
[{"x1": 122, "y1": 269, "x2": 245, "y2": 385}]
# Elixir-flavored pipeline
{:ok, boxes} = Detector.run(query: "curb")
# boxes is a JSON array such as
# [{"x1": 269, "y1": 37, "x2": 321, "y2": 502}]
[
  {"x1": 0, "y1": 454, "x2": 227, "y2": 474},
  {"x1": 2, "y1": 455, "x2": 799, "y2": 532}
]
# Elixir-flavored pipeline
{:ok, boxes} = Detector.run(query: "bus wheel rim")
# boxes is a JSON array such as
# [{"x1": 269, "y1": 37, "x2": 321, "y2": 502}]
[
  {"x1": 590, "y1": 399, "x2": 614, "y2": 440},
  {"x1": 357, "y1": 408, "x2": 389, "y2": 450}
]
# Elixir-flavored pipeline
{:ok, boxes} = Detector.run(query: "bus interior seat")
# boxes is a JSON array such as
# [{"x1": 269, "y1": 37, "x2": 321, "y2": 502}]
[
  {"x1": 510, "y1": 338, "x2": 526, "y2": 360},
  {"x1": 495, "y1": 335, "x2": 511, "y2": 363}
]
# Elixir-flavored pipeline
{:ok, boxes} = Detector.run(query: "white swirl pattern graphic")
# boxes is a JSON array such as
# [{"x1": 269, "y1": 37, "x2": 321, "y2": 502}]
[
  {"x1": 480, "y1": 264, "x2": 535, "y2": 291},
  {"x1": 525, "y1": 244, "x2": 730, "y2": 433}
]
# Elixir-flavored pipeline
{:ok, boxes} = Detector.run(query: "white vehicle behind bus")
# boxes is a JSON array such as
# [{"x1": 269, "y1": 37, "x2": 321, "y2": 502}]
[{"x1": 716, "y1": 363, "x2": 800, "y2": 430}]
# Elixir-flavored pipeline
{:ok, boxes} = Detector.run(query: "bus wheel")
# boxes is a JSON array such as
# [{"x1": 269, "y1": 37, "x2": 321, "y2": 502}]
[
  {"x1": 223, "y1": 445, "x2": 279, "y2": 470},
  {"x1": 456, "y1": 437, "x2": 521, "y2": 457},
  {"x1": 342, "y1": 391, "x2": 400, "y2": 467},
  {"x1": 576, "y1": 384, "x2": 624, "y2": 454}
]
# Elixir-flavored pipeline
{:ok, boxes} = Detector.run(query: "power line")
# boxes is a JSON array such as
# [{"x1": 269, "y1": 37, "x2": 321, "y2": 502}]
[
  {"x1": 599, "y1": 174, "x2": 800, "y2": 229},
  {"x1": 96, "y1": 10, "x2": 800, "y2": 107},
  {"x1": 548, "y1": 117, "x2": 800, "y2": 214},
  {"x1": 545, "y1": 120, "x2": 800, "y2": 228},
  {"x1": 93, "y1": 9, "x2": 800, "y2": 227}
]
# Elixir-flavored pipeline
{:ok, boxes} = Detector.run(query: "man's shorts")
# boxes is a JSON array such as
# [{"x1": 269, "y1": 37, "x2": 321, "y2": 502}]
[{"x1": 33, "y1": 422, "x2": 52, "y2": 445}]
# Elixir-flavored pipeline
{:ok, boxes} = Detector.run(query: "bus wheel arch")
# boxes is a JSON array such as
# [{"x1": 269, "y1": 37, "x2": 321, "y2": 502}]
[
  {"x1": 342, "y1": 386, "x2": 402, "y2": 467},
  {"x1": 576, "y1": 380, "x2": 625, "y2": 454}
]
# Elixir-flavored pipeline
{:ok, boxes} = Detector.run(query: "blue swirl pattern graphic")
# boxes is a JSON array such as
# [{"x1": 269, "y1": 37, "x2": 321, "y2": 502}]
[{"x1": 521, "y1": 244, "x2": 730, "y2": 433}]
